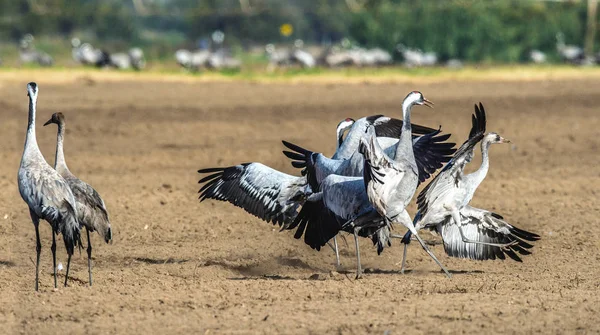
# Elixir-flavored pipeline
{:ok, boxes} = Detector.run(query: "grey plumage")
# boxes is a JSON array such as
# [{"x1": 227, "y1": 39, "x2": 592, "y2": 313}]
[
  {"x1": 288, "y1": 174, "x2": 387, "y2": 278},
  {"x1": 332, "y1": 115, "x2": 437, "y2": 160},
  {"x1": 438, "y1": 206, "x2": 539, "y2": 262},
  {"x1": 18, "y1": 82, "x2": 80, "y2": 291},
  {"x1": 44, "y1": 112, "x2": 112, "y2": 286},
  {"x1": 359, "y1": 91, "x2": 451, "y2": 277},
  {"x1": 289, "y1": 91, "x2": 450, "y2": 278},
  {"x1": 282, "y1": 119, "x2": 455, "y2": 190},
  {"x1": 198, "y1": 163, "x2": 311, "y2": 228},
  {"x1": 197, "y1": 119, "x2": 356, "y2": 232},
  {"x1": 402, "y1": 103, "x2": 539, "y2": 270},
  {"x1": 19, "y1": 34, "x2": 53, "y2": 67},
  {"x1": 71, "y1": 39, "x2": 111, "y2": 67}
]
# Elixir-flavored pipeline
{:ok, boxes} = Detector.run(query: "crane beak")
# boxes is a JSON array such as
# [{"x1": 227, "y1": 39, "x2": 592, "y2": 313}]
[
  {"x1": 43, "y1": 119, "x2": 52, "y2": 126},
  {"x1": 422, "y1": 98, "x2": 434, "y2": 109},
  {"x1": 500, "y1": 137, "x2": 511, "y2": 144}
]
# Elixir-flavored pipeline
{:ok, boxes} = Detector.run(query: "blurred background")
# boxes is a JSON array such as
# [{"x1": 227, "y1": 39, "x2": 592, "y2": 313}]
[{"x1": 0, "y1": 0, "x2": 598, "y2": 72}]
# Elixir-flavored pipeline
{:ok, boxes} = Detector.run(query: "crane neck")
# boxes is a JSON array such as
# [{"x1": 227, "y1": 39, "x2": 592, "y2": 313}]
[
  {"x1": 396, "y1": 99, "x2": 415, "y2": 159},
  {"x1": 54, "y1": 120, "x2": 71, "y2": 175},
  {"x1": 401, "y1": 99, "x2": 413, "y2": 130},
  {"x1": 336, "y1": 127, "x2": 344, "y2": 150},
  {"x1": 469, "y1": 139, "x2": 492, "y2": 188},
  {"x1": 23, "y1": 95, "x2": 41, "y2": 158}
]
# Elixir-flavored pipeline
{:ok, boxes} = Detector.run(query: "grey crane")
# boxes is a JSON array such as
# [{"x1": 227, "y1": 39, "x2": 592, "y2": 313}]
[
  {"x1": 401, "y1": 103, "x2": 539, "y2": 271},
  {"x1": 110, "y1": 47, "x2": 146, "y2": 71},
  {"x1": 288, "y1": 92, "x2": 451, "y2": 278},
  {"x1": 289, "y1": 173, "x2": 385, "y2": 278},
  {"x1": 43, "y1": 112, "x2": 112, "y2": 286},
  {"x1": 529, "y1": 50, "x2": 547, "y2": 64},
  {"x1": 71, "y1": 38, "x2": 111, "y2": 67},
  {"x1": 175, "y1": 49, "x2": 211, "y2": 71},
  {"x1": 288, "y1": 129, "x2": 437, "y2": 278},
  {"x1": 206, "y1": 48, "x2": 242, "y2": 71},
  {"x1": 358, "y1": 92, "x2": 451, "y2": 277},
  {"x1": 555, "y1": 32, "x2": 586, "y2": 65},
  {"x1": 19, "y1": 34, "x2": 53, "y2": 67},
  {"x1": 283, "y1": 124, "x2": 454, "y2": 268},
  {"x1": 283, "y1": 112, "x2": 454, "y2": 266},
  {"x1": 18, "y1": 83, "x2": 80, "y2": 290},
  {"x1": 396, "y1": 44, "x2": 437, "y2": 67}
]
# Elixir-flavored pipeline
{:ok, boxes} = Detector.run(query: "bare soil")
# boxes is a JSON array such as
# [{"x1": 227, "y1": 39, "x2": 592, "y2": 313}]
[{"x1": 0, "y1": 74, "x2": 598, "y2": 334}]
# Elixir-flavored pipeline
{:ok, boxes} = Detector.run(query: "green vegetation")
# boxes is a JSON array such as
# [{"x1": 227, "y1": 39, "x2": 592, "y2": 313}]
[{"x1": 0, "y1": 0, "x2": 596, "y2": 63}]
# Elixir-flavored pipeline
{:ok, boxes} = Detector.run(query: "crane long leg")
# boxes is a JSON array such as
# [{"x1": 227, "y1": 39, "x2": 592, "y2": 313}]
[
  {"x1": 64, "y1": 253, "x2": 72, "y2": 287},
  {"x1": 32, "y1": 214, "x2": 41, "y2": 292},
  {"x1": 51, "y1": 229, "x2": 57, "y2": 289},
  {"x1": 333, "y1": 236, "x2": 340, "y2": 267},
  {"x1": 86, "y1": 227, "x2": 93, "y2": 286},
  {"x1": 401, "y1": 243, "x2": 408, "y2": 274},
  {"x1": 449, "y1": 209, "x2": 516, "y2": 248},
  {"x1": 353, "y1": 226, "x2": 362, "y2": 279},
  {"x1": 388, "y1": 234, "x2": 409, "y2": 274},
  {"x1": 412, "y1": 232, "x2": 451, "y2": 278},
  {"x1": 398, "y1": 211, "x2": 451, "y2": 278},
  {"x1": 326, "y1": 236, "x2": 341, "y2": 267}
]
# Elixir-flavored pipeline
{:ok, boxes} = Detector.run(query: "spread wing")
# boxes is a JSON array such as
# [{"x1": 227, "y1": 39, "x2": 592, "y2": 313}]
[
  {"x1": 411, "y1": 128, "x2": 457, "y2": 183},
  {"x1": 198, "y1": 163, "x2": 309, "y2": 227},
  {"x1": 439, "y1": 206, "x2": 540, "y2": 261},
  {"x1": 367, "y1": 115, "x2": 438, "y2": 138}
]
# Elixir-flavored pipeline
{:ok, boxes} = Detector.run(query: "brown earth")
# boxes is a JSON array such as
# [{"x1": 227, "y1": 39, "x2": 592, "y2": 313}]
[{"x1": 0, "y1": 74, "x2": 598, "y2": 334}]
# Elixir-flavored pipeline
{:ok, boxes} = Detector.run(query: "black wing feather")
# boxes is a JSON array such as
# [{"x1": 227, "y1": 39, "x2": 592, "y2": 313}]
[
  {"x1": 288, "y1": 199, "x2": 342, "y2": 251},
  {"x1": 368, "y1": 116, "x2": 438, "y2": 138},
  {"x1": 281, "y1": 140, "x2": 320, "y2": 191}
]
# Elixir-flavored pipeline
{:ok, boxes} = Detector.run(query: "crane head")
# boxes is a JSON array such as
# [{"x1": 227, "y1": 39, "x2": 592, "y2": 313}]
[
  {"x1": 26, "y1": 82, "x2": 38, "y2": 99},
  {"x1": 485, "y1": 132, "x2": 511, "y2": 144},
  {"x1": 43, "y1": 112, "x2": 65, "y2": 126},
  {"x1": 404, "y1": 91, "x2": 434, "y2": 109}
]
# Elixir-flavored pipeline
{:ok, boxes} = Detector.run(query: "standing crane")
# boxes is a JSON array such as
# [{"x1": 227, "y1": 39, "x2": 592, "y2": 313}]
[
  {"x1": 18, "y1": 83, "x2": 80, "y2": 290},
  {"x1": 43, "y1": 112, "x2": 112, "y2": 286},
  {"x1": 358, "y1": 92, "x2": 451, "y2": 277},
  {"x1": 556, "y1": 32, "x2": 586, "y2": 65}
]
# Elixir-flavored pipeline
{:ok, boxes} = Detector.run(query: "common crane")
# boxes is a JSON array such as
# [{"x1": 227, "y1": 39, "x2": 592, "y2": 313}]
[
  {"x1": 71, "y1": 38, "x2": 111, "y2": 67},
  {"x1": 110, "y1": 48, "x2": 146, "y2": 71},
  {"x1": 289, "y1": 92, "x2": 452, "y2": 278},
  {"x1": 44, "y1": 112, "x2": 112, "y2": 286},
  {"x1": 19, "y1": 34, "x2": 53, "y2": 67},
  {"x1": 18, "y1": 83, "x2": 80, "y2": 290},
  {"x1": 175, "y1": 49, "x2": 211, "y2": 71},
  {"x1": 401, "y1": 103, "x2": 540, "y2": 272},
  {"x1": 555, "y1": 32, "x2": 586, "y2": 65},
  {"x1": 358, "y1": 92, "x2": 452, "y2": 277}
]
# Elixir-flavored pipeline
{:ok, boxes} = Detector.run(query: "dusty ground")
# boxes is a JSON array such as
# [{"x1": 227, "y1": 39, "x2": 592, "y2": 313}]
[{"x1": 0, "y1": 73, "x2": 598, "y2": 334}]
